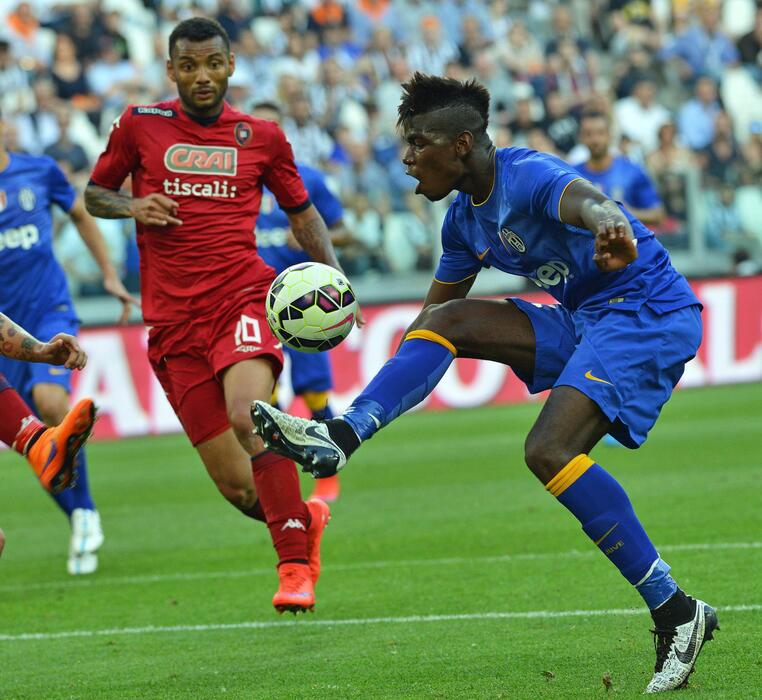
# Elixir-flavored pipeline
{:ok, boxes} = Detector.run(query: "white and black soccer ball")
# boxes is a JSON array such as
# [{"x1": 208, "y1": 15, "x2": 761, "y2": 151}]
[{"x1": 265, "y1": 262, "x2": 358, "y2": 353}]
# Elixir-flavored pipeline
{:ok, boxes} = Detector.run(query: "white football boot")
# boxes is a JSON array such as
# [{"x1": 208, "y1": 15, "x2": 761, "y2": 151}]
[
  {"x1": 67, "y1": 509, "x2": 104, "y2": 575},
  {"x1": 646, "y1": 598, "x2": 719, "y2": 692}
]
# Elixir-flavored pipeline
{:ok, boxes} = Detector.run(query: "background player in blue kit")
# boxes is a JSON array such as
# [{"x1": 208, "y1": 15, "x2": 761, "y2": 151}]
[
  {"x1": 576, "y1": 112, "x2": 665, "y2": 227},
  {"x1": 252, "y1": 74, "x2": 717, "y2": 693},
  {"x1": 0, "y1": 112, "x2": 138, "y2": 574},
  {"x1": 251, "y1": 101, "x2": 352, "y2": 503}
]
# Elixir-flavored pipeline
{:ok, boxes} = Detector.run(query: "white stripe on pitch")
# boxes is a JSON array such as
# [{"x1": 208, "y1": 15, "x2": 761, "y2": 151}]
[
  {"x1": 1, "y1": 604, "x2": 760, "y2": 643},
  {"x1": 1, "y1": 540, "x2": 759, "y2": 594}
]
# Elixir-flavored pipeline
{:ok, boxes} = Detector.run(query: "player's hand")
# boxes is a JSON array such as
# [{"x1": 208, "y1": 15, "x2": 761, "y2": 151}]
[
  {"x1": 593, "y1": 216, "x2": 637, "y2": 272},
  {"x1": 103, "y1": 273, "x2": 141, "y2": 324},
  {"x1": 36, "y1": 333, "x2": 88, "y2": 370},
  {"x1": 130, "y1": 194, "x2": 183, "y2": 227}
]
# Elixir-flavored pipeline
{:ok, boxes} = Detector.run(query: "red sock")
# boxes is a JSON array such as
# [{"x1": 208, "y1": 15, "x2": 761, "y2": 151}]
[
  {"x1": 0, "y1": 380, "x2": 45, "y2": 455},
  {"x1": 251, "y1": 451, "x2": 309, "y2": 567}
]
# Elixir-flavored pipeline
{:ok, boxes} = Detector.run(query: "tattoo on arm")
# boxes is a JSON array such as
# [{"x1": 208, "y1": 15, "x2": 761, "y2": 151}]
[
  {"x1": 290, "y1": 213, "x2": 339, "y2": 268},
  {"x1": 84, "y1": 185, "x2": 133, "y2": 219},
  {"x1": 0, "y1": 314, "x2": 42, "y2": 361}
]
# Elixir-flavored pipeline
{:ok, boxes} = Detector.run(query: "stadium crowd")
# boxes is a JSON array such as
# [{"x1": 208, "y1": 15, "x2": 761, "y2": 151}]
[{"x1": 1, "y1": 0, "x2": 761, "y2": 293}]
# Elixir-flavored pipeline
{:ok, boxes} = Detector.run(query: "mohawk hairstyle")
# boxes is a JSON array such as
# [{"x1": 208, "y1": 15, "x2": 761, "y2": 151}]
[
  {"x1": 169, "y1": 17, "x2": 230, "y2": 57},
  {"x1": 397, "y1": 72, "x2": 491, "y2": 137}
]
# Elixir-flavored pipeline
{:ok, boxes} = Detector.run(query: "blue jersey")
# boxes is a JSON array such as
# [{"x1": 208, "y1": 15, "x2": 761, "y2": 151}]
[
  {"x1": 256, "y1": 164, "x2": 343, "y2": 273},
  {"x1": 435, "y1": 148, "x2": 698, "y2": 312},
  {"x1": 0, "y1": 153, "x2": 77, "y2": 322},
  {"x1": 574, "y1": 156, "x2": 662, "y2": 210}
]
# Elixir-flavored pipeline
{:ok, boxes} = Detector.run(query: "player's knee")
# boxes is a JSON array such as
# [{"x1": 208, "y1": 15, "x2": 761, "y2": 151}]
[
  {"x1": 34, "y1": 395, "x2": 69, "y2": 425},
  {"x1": 215, "y1": 479, "x2": 256, "y2": 510},
  {"x1": 227, "y1": 402, "x2": 254, "y2": 441},
  {"x1": 409, "y1": 299, "x2": 469, "y2": 343},
  {"x1": 524, "y1": 435, "x2": 577, "y2": 484}
]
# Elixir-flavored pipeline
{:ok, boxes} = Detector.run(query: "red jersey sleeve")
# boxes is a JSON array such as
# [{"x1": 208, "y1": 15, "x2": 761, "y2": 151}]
[
  {"x1": 89, "y1": 107, "x2": 139, "y2": 190},
  {"x1": 262, "y1": 125, "x2": 310, "y2": 211}
]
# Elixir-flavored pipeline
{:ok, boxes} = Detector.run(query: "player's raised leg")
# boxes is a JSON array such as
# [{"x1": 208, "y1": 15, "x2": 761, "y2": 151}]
[
  {"x1": 32, "y1": 383, "x2": 102, "y2": 575},
  {"x1": 0, "y1": 373, "x2": 94, "y2": 493}
]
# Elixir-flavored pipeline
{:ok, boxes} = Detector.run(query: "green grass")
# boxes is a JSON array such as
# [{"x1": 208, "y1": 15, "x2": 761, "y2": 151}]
[{"x1": 1, "y1": 383, "x2": 761, "y2": 699}]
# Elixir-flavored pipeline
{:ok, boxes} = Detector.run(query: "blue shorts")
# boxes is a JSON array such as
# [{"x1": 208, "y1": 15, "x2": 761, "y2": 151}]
[
  {"x1": 511, "y1": 299, "x2": 703, "y2": 448},
  {"x1": 284, "y1": 345, "x2": 333, "y2": 395},
  {"x1": 0, "y1": 309, "x2": 79, "y2": 406}
]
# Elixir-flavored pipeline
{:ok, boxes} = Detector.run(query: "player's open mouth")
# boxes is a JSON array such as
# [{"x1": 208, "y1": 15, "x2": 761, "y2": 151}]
[{"x1": 194, "y1": 89, "x2": 215, "y2": 99}]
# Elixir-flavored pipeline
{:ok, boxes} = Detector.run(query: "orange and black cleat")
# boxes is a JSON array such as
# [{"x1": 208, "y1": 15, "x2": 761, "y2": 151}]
[
  {"x1": 272, "y1": 562, "x2": 315, "y2": 614},
  {"x1": 306, "y1": 498, "x2": 331, "y2": 586},
  {"x1": 28, "y1": 398, "x2": 96, "y2": 494},
  {"x1": 310, "y1": 474, "x2": 340, "y2": 503}
]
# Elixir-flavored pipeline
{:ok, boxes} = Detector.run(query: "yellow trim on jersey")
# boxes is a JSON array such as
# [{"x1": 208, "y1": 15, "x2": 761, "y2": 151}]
[
  {"x1": 546, "y1": 454, "x2": 595, "y2": 497},
  {"x1": 433, "y1": 274, "x2": 478, "y2": 286},
  {"x1": 404, "y1": 330, "x2": 457, "y2": 356},
  {"x1": 557, "y1": 177, "x2": 584, "y2": 222},
  {"x1": 470, "y1": 156, "x2": 497, "y2": 208}
]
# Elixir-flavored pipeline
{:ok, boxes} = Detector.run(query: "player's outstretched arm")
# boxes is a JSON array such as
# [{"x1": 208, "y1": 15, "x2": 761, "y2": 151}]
[
  {"x1": 0, "y1": 315, "x2": 87, "y2": 369},
  {"x1": 286, "y1": 204, "x2": 341, "y2": 270},
  {"x1": 84, "y1": 185, "x2": 182, "y2": 227},
  {"x1": 558, "y1": 179, "x2": 638, "y2": 272}
]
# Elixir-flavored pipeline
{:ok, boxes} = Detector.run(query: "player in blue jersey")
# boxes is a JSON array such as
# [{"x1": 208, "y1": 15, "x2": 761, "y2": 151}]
[
  {"x1": 251, "y1": 74, "x2": 717, "y2": 693},
  {"x1": 251, "y1": 101, "x2": 351, "y2": 503},
  {"x1": 0, "y1": 112, "x2": 138, "y2": 574},
  {"x1": 576, "y1": 112, "x2": 665, "y2": 226}
]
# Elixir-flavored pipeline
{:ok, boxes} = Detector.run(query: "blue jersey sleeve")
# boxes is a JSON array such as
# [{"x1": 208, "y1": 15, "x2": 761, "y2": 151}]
[
  {"x1": 629, "y1": 165, "x2": 662, "y2": 209},
  {"x1": 505, "y1": 150, "x2": 582, "y2": 223},
  {"x1": 303, "y1": 167, "x2": 343, "y2": 228},
  {"x1": 45, "y1": 157, "x2": 77, "y2": 212},
  {"x1": 434, "y1": 205, "x2": 482, "y2": 284}
]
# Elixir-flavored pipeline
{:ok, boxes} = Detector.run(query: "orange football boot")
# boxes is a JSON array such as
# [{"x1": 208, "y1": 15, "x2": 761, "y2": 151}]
[
  {"x1": 306, "y1": 498, "x2": 331, "y2": 585},
  {"x1": 28, "y1": 398, "x2": 96, "y2": 494},
  {"x1": 309, "y1": 474, "x2": 340, "y2": 503},
  {"x1": 272, "y1": 562, "x2": 315, "y2": 614}
]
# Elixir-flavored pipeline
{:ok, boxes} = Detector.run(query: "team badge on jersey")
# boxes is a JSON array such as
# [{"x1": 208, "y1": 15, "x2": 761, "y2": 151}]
[
  {"x1": 18, "y1": 188, "x2": 36, "y2": 211},
  {"x1": 499, "y1": 227, "x2": 526, "y2": 253},
  {"x1": 235, "y1": 122, "x2": 252, "y2": 147},
  {"x1": 0, "y1": 191, "x2": 6, "y2": 213}
]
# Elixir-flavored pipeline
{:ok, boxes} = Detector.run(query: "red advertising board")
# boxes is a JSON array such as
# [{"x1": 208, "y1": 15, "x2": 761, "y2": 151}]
[{"x1": 69, "y1": 276, "x2": 762, "y2": 440}]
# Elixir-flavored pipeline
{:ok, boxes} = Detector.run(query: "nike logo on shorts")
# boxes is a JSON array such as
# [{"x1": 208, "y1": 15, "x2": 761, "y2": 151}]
[{"x1": 584, "y1": 370, "x2": 613, "y2": 386}]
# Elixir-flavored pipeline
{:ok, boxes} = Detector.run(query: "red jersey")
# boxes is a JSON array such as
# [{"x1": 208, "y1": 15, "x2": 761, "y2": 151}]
[{"x1": 89, "y1": 99, "x2": 309, "y2": 326}]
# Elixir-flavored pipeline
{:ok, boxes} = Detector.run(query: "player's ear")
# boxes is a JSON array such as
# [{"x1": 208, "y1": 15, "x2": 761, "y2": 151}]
[
  {"x1": 454, "y1": 131, "x2": 474, "y2": 157},
  {"x1": 166, "y1": 58, "x2": 176, "y2": 84},
  {"x1": 228, "y1": 52, "x2": 235, "y2": 77}
]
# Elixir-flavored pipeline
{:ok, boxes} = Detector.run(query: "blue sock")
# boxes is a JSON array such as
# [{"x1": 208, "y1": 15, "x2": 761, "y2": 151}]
[
  {"x1": 50, "y1": 449, "x2": 95, "y2": 516},
  {"x1": 547, "y1": 455, "x2": 677, "y2": 609},
  {"x1": 342, "y1": 333, "x2": 455, "y2": 441}
]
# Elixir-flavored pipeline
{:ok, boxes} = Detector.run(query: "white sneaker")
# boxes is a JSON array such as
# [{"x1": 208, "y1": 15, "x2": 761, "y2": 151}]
[
  {"x1": 646, "y1": 599, "x2": 719, "y2": 692},
  {"x1": 67, "y1": 509, "x2": 104, "y2": 576}
]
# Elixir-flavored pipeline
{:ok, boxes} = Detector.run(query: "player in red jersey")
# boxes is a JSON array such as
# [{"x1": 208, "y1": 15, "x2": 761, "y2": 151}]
[
  {"x1": 0, "y1": 312, "x2": 96, "y2": 558},
  {"x1": 84, "y1": 17, "x2": 339, "y2": 613}
]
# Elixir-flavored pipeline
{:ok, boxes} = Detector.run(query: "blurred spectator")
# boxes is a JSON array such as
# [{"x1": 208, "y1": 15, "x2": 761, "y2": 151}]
[
  {"x1": 43, "y1": 108, "x2": 89, "y2": 174},
  {"x1": 406, "y1": 16, "x2": 458, "y2": 76},
  {"x1": 542, "y1": 90, "x2": 579, "y2": 155},
  {"x1": 703, "y1": 184, "x2": 756, "y2": 251},
  {"x1": 737, "y1": 7, "x2": 762, "y2": 81},
  {"x1": 4, "y1": 1, "x2": 55, "y2": 70},
  {"x1": 282, "y1": 90, "x2": 334, "y2": 168},
  {"x1": 0, "y1": 39, "x2": 34, "y2": 114},
  {"x1": 677, "y1": 76, "x2": 722, "y2": 151},
  {"x1": 544, "y1": 37, "x2": 595, "y2": 109},
  {"x1": 614, "y1": 74, "x2": 670, "y2": 152},
  {"x1": 50, "y1": 34, "x2": 99, "y2": 116},
  {"x1": 87, "y1": 38, "x2": 141, "y2": 111},
  {"x1": 315, "y1": 19, "x2": 363, "y2": 69},
  {"x1": 347, "y1": 0, "x2": 402, "y2": 48},
  {"x1": 491, "y1": 20, "x2": 545, "y2": 86},
  {"x1": 575, "y1": 112, "x2": 665, "y2": 225},
  {"x1": 13, "y1": 78, "x2": 59, "y2": 155},
  {"x1": 699, "y1": 111, "x2": 741, "y2": 186},
  {"x1": 613, "y1": 43, "x2": 658, "y2": 100},
  {"x1": 341, "y1": 192, "x2": 388, "y2": 275},
  {"x1": 508, "y1": 84, "x2": 542, "y2": 147},
  {"x1": 545, "y1": 4, "x2": 592, "y2": 59},
  {"x1": 646, "y1": 121, "x2": 696, "y2": 177},
  {"x1": 58, "y1": 2, "x2": 105, "y2": 64},
  {"x1": 457, "y1": 14, "x2": 492, "y2": 68},
  {"x1": 336, "y1": 137, "x2": 391, "y2": 209},
  {"x1": 660, "y1": 0, "x2": 739, "y2": 84}
]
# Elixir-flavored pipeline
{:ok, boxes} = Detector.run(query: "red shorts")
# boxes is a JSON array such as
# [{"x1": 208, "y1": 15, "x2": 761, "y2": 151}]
[{"x1": 147, "y1": 293, "x2": 284, "y2": 446}]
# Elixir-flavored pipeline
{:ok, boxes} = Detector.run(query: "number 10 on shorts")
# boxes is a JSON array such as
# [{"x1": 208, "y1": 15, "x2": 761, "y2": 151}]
[{"x1": 235, "y1": 314, "x2": 262, "y2": 347}]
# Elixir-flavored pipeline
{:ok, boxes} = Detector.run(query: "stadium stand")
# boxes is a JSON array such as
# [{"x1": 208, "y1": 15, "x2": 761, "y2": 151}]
[{"x1": 2, "y1": 0, "x2": 760, "y2": 314}]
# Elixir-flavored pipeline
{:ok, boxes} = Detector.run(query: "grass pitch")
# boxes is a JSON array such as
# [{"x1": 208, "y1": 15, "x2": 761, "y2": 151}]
[{"x1": 1, "y1": 383, "x2": 760, "y2": 699}]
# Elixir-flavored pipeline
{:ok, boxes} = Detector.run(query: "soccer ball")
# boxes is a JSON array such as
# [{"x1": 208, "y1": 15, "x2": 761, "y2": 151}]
[{"x1": 265, "y1": 262, "x2": 358, "y2": 353}]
